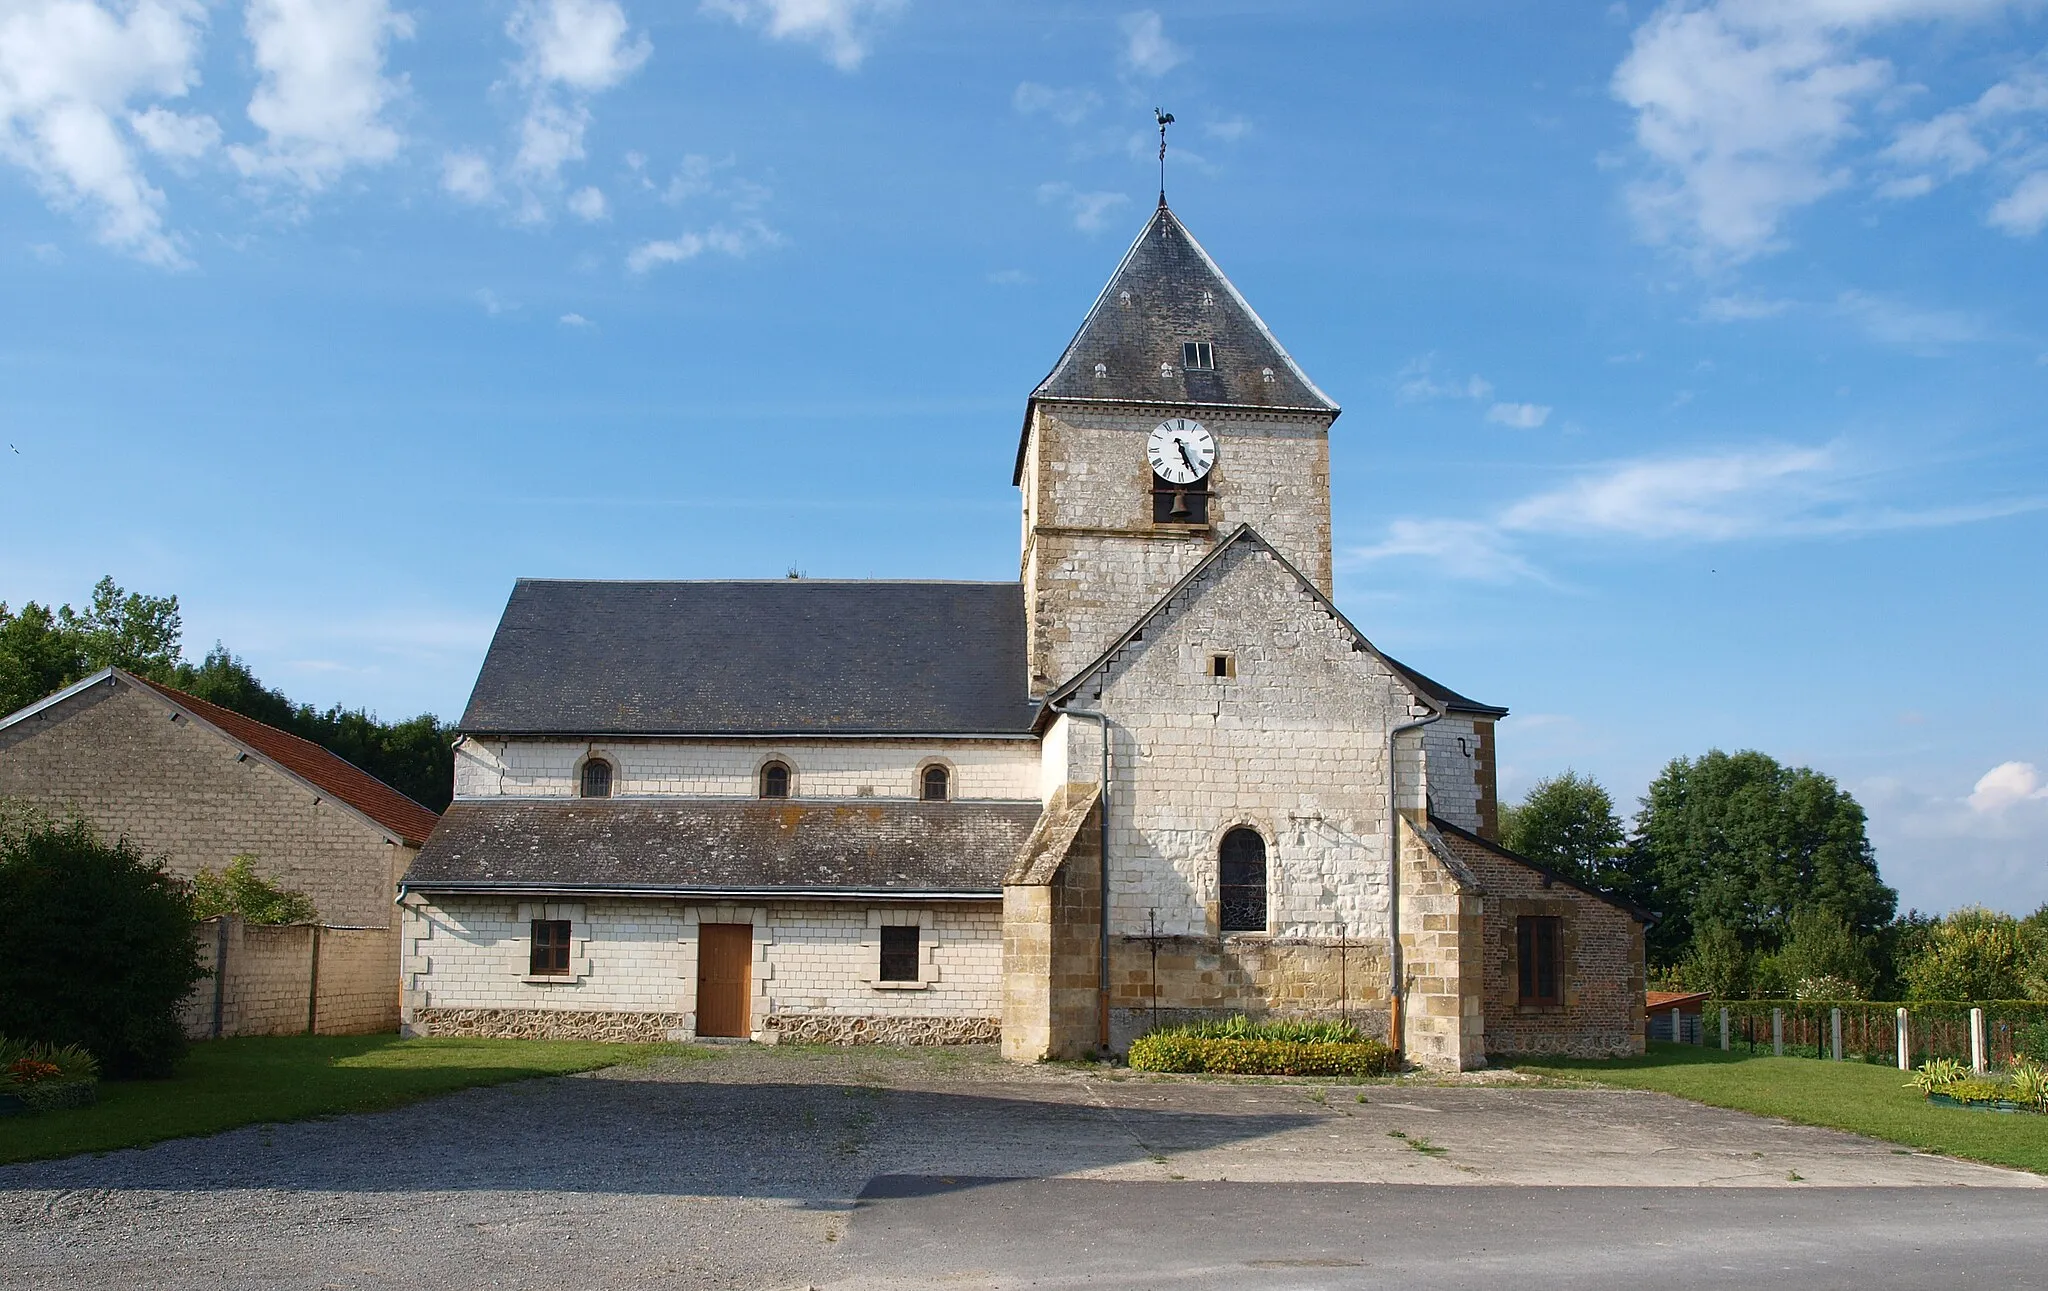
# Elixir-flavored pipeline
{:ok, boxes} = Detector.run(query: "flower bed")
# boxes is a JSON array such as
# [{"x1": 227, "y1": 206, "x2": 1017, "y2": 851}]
[
  {"x1": 1128, "y1": 1016, "x2": 1395, "y2": 1077},
  {"x1": 1907, "y1": 1056, "x2": 2046, "y2": 1115},
  {"x1": 0, "y1": 1039, "x2": 100, "y2": 1115}
]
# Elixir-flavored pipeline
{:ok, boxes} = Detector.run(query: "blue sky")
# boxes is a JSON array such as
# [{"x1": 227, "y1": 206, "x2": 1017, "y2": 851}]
[{"x1": 2, "y1": 0, "x2": 2045, "y2": 915}]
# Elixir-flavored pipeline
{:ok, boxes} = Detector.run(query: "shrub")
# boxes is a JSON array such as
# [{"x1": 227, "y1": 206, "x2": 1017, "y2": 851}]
[
  {"x1": 1, "y1": 1037, "x2": 102, "y2": 1113},
  {"x1": 1906, "y1": 1057, "x2": 1967, "y2": 1094},
  {"x1": 191, "y1": 854, "x2": 318, "y2": 925},
  {"x1": 1129, "y1": 1033, "x2": 1395, "y2": 1077},
  {"x1": 0, "y1": 819, "x2": 204, "y2": 1077},
  {"x1": 1162, "y1": 1015, "x2": 1372, "y2": 1045}
]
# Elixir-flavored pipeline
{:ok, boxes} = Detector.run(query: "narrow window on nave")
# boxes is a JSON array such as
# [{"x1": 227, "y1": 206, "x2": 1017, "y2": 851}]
[
  {"x1": 580, "y1": 758, "x2": 613, "y2": 798},
  {"x1": 921, "y1": 765, "x2": 950, "y2": 801},
  {"x1": 1218, "y1": 828, "x2": 1268, "y2": 933},
  {"x1": 760, "y1": 761, "x2": 791, "y2": 799}
]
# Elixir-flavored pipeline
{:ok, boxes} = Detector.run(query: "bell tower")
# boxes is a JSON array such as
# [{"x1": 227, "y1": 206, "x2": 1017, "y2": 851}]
[{"x1": 1015, "y1": 201, "x2": 1341, "y2": 695}]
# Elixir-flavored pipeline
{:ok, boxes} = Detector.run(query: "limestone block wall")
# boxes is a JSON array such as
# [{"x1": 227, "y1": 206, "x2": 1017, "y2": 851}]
[
  {"x1": 1022, "y1": 404, "x2": 1335, "y2": 691},
  {"x1": 1002, "y1": 801, "x2": 1103, "y2": 1061},
  {"x1": 1423, "y1": 717, "x2": 1499, "y2": 841},
  {"x1": 179, "y1": 917, "x2": 399, "y2": 1038},
  {"x1": 0, "y1": 676, "x2": 414, "y2": 928},
  {"x1": 1105, "y1": 936, "x2": 1392, "y2": 1053},
  {"x1": 403, "y1": 896, "x2": 1003, "y2": 1041},
  {"x1": 1061, "y1": 543, "x2": 1431, "y2": 947},
  {"x1": 1397, "y1": 821, "x2": 1485, "y2": 1071},
  {"x1": 454, "y1": 736, "x2": 1041, "y2": 802}
]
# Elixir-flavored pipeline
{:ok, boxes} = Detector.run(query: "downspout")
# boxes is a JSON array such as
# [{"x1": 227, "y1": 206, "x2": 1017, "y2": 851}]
[
  {"x1": 1050, "y1": 669, "x2": 1114, "y2": 1053},
  {"x1": 1386, "y1": 705, "x2": 1443, "y2": 1063}
]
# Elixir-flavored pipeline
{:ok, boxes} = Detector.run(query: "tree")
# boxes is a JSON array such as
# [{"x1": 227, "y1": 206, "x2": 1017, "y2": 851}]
[
  {"x1": 1501, "y1": 770, "x2": 1627, "y2": 888},
  {"x1": 0, "y1": 817, "x2": 204, "y2": 1077},
  {"x1": 1902, "y1": 907, "x2": 2031, "y2": 1001},
  {"x1": 191, "y1": 855, "x2": 319, "y2": 925},
  {"x1": 1678, "y1": 921, "x2": 1753, "y2": 998},
  {"x1": 1626, "y1": 749, "x2": 1895, "y2": 968},
  {"x1": 2, "y1": 581, "x2": 456, "y2": 813},
  {"x1": 1771, "y1": 907, "x2": 1876, "y2": 999}
]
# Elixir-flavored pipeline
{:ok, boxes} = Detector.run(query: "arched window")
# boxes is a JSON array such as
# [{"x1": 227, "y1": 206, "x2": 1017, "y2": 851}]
[
  {"x1": 760, "y1": 760, "x2": 791, "y2": 799},
  {"x1": 1218, "y1": 828, "x2": 1267, "y2": 933},
  {"x1": 580, "y1": 758, "x2": 613, "y2": 799},
  {"x1": 921, "y1": 765, "x2": 950, "y2": 801}
]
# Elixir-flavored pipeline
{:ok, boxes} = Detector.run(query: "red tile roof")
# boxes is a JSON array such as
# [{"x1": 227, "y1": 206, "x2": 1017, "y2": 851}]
[
  {"x1": 1647, "y1": 990, "x2": 1711, "y2": 1013},
  {"x1": 136, "y1": 675, "x2": 441, "y2": 846}
]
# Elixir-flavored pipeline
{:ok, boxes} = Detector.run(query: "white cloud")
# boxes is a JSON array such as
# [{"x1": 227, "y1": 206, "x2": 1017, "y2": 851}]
[
  {"x1": 501, "y1": 0, "x2": 649, "y2": 208},
  {"x1": 1834, "y1": 290, "x2": 1981, "y2": 349},
  {"x1": 1037, "y1": 180, "x2": 1129, "y2": 233},
  {"x1": 700, "y1": 0, "x2": 900, "y2": 72},
  {"x1": 558, "y1": 311, "x2": 593, "y2": 326},
  {"x1": 1487, "y1": 401, "x2": 1552, "y2": 429},
  {"x1": 1205, "y1": 116, "x2": 1251, "y2": 142},
  {"x1": 475, "y1": 287, "x2": 513, "y2": 314},
  {"x1": 567, "y1": 184, "x2": 606, "y2": 220},
  {"x1": 441, "y1": 149, "x2": 493, "y2": 202},
  {"x1": 0, "y1": 0, "x2": 208, "y2": 265},
  {"x1": 1969, "y1": 761, "x2": 2048, "y2": 813},
  {"x1": 1119, "y1": 10, "x2": 1184, "y2": 77},
  {"x1": 1013, "y1": 81, "x2": 1099, "y2": 127},
  {"x1": 1353, "y1": 442, "x2": 2047, "y2": 580},
  {"x1": 625, "y1": 218, "x2": 780, "y2": 272},
  {"x1": 1610, "y1": 0, "x2": 2017, "y2": 264},
  {"x1": 1989, "y1": 169, "x2": 2048, "y2": 235},
  {"x1": 1701, "y1": 292, "x2": 1792, "y2": 321},
  {"x1": 987, "y1": 268, "x2": 1030, "y2": 285},
  {"x1": 129, "y1": 104, "x2": 217, "y2": 159},
  {"x1": 228, "y1": 0, "x2": 414, "y2": 190}
]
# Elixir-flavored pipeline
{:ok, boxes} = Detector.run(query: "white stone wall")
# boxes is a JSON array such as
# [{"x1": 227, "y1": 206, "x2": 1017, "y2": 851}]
[
  {"x1": 403, "y1": 896, "x2": 1002, "y2": 1034},
  {"x1": 454, "y1": 737, "x2": 1041, "y2": 802},
  {"x1": 1060, "y1": 541, "x2": 1433, "y2": 942},
  {"x1": 1423, "y1": 716, "x2": 1484, "y2": 834},
  {"x1": 1022, "y1": 402, "x2": 1335, "y2": 691}
]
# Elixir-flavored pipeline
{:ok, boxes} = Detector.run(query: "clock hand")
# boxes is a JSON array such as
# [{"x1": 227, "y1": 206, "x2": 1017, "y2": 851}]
[{"x1": 1178, "y1": 440, "x2": 1198, "y2": 472}]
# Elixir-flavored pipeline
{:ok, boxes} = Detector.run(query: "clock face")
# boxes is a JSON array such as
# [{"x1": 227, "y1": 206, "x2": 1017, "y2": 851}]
[{"x1": 1147, "y1": 418, "x2": 1216, "y2": 485}]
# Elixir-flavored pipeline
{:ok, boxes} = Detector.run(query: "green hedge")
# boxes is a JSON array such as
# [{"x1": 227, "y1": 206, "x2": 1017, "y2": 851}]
[{"x1": 1129, "y1": 1033, "x2": 1396, "y2": 1077}]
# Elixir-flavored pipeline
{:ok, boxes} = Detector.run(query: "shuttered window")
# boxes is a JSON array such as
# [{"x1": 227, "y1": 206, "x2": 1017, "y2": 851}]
[
  {"x1": 879, "y1": 926, "x2": 919, "y2": 982},
  {"x1": 1517, "y1": 916, "x2": 1562, "y2": 1006}
]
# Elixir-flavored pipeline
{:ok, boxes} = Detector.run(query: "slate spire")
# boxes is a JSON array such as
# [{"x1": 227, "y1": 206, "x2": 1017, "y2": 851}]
[{"x1": 1028, "y1": 202, "x2": 1338, "y2": 417}]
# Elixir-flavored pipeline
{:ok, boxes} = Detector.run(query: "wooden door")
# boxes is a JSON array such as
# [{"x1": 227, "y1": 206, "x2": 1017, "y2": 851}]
[{"x1": 696, "y1": 923, "x2": 753, "y2": 1038}]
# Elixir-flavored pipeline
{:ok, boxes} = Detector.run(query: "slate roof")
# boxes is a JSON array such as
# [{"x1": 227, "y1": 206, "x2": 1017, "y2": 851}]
[
  {"x1": 1018, "y1": 201, "x2": 1337, "y2": 483},
  {"x1": 1429, "y1": 815, "x2": 1655, "y2": 924},
  {"x1": 458, "y1": 580, "x2": 1039, "y2": 736},
  {"x1": 403, "y1": 799, "x2": 1042, "y2": 895}
]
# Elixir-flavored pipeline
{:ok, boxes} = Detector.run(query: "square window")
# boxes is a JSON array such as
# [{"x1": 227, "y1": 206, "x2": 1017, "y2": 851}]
[
  {"x1": 530, "y1": 919, "x2": 572, "y2": 977},
  {"x1": 879, "y1": 925, "x2": 919, "y2": 982},
  {"x1": 1210, "y1": 652, "x2": 1236, "y2": 679},
  {"x1": 1181, "y1": 341, "x2": 1215, "y2": 370},
  {"x1": 1516, "y1": 915, "x2": 1561, "y2": 1006}
]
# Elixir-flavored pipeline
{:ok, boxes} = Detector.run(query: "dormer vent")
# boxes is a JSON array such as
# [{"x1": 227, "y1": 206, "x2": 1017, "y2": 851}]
[
  {"x1": 1094, "y1": 362, "x2": 1107, "y2": 378},
  {"x1": 1159, "y1": 362, "x2": 1175, "y2": 378},
  {"x1": 1261, "y1": 366, "x2": 1275, "y2": 383}
]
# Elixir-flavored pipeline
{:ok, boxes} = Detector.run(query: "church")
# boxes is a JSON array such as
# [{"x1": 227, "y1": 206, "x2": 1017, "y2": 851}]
[{"x1": 399, "y1": 200, "x2": 1648, "y2": 1069}]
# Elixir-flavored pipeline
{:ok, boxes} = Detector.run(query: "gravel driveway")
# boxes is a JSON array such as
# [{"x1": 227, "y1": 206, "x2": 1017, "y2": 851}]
[{"x1": 3, "y1": 1045, "x2": 2038, "y2": 1290}]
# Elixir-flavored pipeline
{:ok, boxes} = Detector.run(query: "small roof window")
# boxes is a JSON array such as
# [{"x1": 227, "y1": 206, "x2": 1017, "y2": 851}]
[{"x1": 1182, "y1": 341, "x2": 1214, "y2": 371}]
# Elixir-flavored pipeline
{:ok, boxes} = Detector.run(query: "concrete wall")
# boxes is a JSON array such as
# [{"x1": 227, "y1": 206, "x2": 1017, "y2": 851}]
[
  {"x1": 0, "y1": 675, "x2": 413, "y2": 928},
  {"x1": 404, "y1": 895, "x2": 1003, "y2": 1044},
  {"x1": 180, "y1": 917, "x2": 399, "y2": 1038},
  {"x1": 1022, "y1": 403, "x2": 1335, "y2": 692},
  {"x1": 454, "y1": 736, "x2": 1042, "y2": 802}
]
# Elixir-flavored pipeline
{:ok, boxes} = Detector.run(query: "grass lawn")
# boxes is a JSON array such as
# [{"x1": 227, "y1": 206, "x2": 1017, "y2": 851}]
[
  {"x1": 1517, "y1": 1041, "x2": 2048, "y2": 1175},
  {"x1": 0, "y1": 1034, "x2": 703, "y2": 1166}
]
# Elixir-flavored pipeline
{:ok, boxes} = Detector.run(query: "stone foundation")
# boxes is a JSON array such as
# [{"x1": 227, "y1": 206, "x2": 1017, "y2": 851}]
[
  {"x1": 766, "y1": 1014, "x2": 1001, "y2": 1046},
  {"x1": 409, "y1": 1007, "x2": 690, "y2": 1042}
]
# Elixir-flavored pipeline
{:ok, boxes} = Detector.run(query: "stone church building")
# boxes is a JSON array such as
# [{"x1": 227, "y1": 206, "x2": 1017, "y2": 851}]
[{"x1": 402, "y1": 201, "x2": 1648, "y2": 1068}]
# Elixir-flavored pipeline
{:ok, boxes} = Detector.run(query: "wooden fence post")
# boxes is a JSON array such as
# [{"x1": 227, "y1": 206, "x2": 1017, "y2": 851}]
[
  {"x1": 1897, "y1": 1007, "x2": 1911, "y2": 1071},
  {"x1": 1772, "y1": 1007, "x2": 1783, "y2": 1057},
  {"x1": 1720, "y1": 1007, "x2": 1729, "y2": 1051},
  {"x1": 1971, "y1": 1007, "x2": 1986, "y2": 1074},
  {"x1": 305, "y1": 924, "x2": 323, "y2": 1036},
  {"x1": 1831, "y1": 1007, "x2": 1842, "y2": 1061},
  {"x1": 210, "y1": 916, "x2": 230, "y2": 1041}
]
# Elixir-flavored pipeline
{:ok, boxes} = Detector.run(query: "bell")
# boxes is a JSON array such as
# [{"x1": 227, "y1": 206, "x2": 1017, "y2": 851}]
[{"x1": 1168, "y1": 489, "x2": 1192, "y2": 520}]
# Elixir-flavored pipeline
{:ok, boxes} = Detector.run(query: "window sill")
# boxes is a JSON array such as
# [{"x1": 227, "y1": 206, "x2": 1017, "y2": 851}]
[
  {"x1": 870, "y1": 979, "x2": 931, "y2": 991},
  {"x1": 1514, "y1": 1003, "x2": 1566, "y2": 1014},
  {"x1": 524, "y1": 974, "x2": 581, "y2": 985}
]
